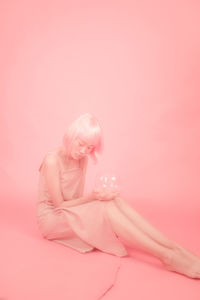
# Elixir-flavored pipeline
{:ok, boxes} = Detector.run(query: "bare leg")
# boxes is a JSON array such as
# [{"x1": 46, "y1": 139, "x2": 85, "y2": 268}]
[
  {"x1": 114, "y1": 197, "x2": 200, "y2": 261},
  {"x1": 105, "y1": 200, "x2": 200, "y2": 279},
  {"x1": 105, "y1": 200, "x2": 172, "y2": 260}
]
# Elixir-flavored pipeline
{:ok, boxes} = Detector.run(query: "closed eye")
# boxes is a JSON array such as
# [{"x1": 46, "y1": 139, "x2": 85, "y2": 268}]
[{"x1": 78, "y1": 138, "x2": 94, "y2": 150}]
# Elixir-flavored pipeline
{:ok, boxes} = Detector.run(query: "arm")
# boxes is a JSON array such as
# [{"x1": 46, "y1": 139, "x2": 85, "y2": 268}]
[
  {"x1": 58, "y1": 156, "x2": 92, "y2": 208},
  {"x1": 57, "y1": 194, "x2": 92, "y2": 208},
  {"x1": 42, "y1": 154, "x2": 65, "y2": 208},
  {"x1": 43, "y1": 154, "x2": 94, "y2": 208}
]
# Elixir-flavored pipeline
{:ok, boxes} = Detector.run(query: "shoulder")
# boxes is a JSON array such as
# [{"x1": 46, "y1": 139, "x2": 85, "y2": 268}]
[
  {"x1": 38, "y1": 149, "x2": 60, "y2": 173},
  {"x1": 44, "y1": 152, "x2": 59, "y2": 167},
  {"x1": 39, "y1": 154, "x2": 60, "y2": 177},
  {"x1": 44, "y1": 152, "x2": 59, "y2": 168}
]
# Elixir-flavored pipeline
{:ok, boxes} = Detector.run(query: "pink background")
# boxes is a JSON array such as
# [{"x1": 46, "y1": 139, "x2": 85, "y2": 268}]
[{"x1": 1, "y1": 1, "x2": 200, "y2": 299}]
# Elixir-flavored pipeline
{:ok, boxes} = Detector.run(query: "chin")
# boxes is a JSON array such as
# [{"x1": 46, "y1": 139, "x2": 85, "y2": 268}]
[{"x1": 73, "y1": 153, "x2": 82, "y2": 160}]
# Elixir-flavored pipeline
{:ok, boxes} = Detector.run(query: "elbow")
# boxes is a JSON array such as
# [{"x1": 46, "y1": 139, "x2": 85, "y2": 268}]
[{"x1": 52, "y1": 199, "x2": 64, "y2": 209}]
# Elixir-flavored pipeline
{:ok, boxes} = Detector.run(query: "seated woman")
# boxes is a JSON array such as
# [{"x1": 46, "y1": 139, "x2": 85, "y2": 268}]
[{"x1": 36, "y1": 113, "x2": 200, "y2": 279}]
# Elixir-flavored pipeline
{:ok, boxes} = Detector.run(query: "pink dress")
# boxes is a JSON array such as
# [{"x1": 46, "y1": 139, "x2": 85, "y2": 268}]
[{"x1": 36, "y1": 149, "x2": 128, "y2": 257}]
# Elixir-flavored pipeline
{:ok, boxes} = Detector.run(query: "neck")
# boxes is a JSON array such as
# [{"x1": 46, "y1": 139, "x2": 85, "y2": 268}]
[{"x1": 60, "y1": 145, "x2": 80, "y2": 167}]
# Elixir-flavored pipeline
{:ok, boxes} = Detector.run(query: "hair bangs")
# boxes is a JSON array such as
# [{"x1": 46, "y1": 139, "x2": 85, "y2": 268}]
[{"x1": 79, "y1": 126, "x2": 100, "y2": 147}]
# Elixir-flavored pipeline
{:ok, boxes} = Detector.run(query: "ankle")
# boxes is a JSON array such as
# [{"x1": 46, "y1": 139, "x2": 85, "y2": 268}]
[{"x1": 161, "y1": 249, "x2": 174, "y2": 265}]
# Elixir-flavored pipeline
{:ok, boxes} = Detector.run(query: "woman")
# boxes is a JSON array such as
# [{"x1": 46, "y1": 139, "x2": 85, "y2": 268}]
[{"x1": 36, "y1": 113, "x2": 200, "y2": 279}]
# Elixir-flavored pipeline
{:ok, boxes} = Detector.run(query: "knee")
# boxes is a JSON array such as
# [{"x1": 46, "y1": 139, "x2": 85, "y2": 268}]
[
  {"x1": 37, "y1": 218, "x2": 55, "y2": 239},
  {"x1": 104, "y1": 197, "x2": 123, "y2": 216},
  {"x1": 38, "y1": 223, "x2": 51, "y2": 239},
  {"x1": 113, "y1": 196, "x2": 128, "y2": 209},
  {"x1": 103, "y1": 195, "x2": 128, "y2": 212}
]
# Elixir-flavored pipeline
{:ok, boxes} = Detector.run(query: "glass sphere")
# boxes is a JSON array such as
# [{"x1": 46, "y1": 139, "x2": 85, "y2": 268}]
[{"x1": 94, "y1": 173, "x2": 120, "y2": 194}]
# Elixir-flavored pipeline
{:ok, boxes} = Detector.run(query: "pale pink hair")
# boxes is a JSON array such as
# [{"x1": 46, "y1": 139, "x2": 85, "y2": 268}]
[{"x1": 62, "y1": 113, "x2": 104, "y2": 164}]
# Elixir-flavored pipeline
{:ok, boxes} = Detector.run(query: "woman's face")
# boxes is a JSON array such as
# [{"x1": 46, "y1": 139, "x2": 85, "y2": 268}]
[{"x1": 70, "y1": 136, "x2": 95, "y2": 160}]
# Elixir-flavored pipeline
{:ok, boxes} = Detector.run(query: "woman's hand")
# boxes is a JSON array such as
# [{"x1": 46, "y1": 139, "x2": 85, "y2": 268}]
[
  {"x1": 93, "y1": 189, "x2": 120, "y2": 201},
  {"x1": 84, "y1": 191, "x2": 100, "y2": 202}
]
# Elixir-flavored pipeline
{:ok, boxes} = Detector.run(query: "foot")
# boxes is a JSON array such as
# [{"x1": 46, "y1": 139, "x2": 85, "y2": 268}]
[
  {"x1": 174, "y1": 243, "x2": 200, "y2": 261},
  {"x1": 162, "y1": 247, "x2": 200, "y2": 279}
]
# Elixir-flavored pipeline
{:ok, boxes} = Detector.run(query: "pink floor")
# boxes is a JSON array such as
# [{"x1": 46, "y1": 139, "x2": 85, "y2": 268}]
[
  {"x1": 1, "y1": 0, "x2": 200, "y2": 298},
  {"x1": 1, "y1": 196, "x2": 200, "y2": 300}
]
